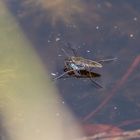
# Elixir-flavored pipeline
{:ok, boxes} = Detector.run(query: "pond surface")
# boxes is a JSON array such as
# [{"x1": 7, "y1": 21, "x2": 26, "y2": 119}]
[{"x1": 7, "y1": 0, "x2": 140, "y2": 131}]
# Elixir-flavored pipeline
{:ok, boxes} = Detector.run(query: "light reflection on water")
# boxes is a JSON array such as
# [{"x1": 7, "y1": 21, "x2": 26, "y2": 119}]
[{"x1": 7, "y1": 0, "x2": 140, "y2": 130}]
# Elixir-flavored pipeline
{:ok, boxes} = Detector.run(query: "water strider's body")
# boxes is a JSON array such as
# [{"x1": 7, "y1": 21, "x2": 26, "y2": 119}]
[
  {"x1": 65, "y1": 56, "x2": 103, "y2": 71},
  {"x1": 53, "y1": 43, "x2": 117, "y2": 88},
  {"x1": 54, "y1": 56, "x2": 103, "y2": 88}
]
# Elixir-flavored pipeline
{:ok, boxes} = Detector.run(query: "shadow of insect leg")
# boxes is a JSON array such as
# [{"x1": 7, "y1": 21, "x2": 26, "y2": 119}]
[
  {"x1": 89, "y1": 77, "x2": 103, "y2": 88},
  {"x1": 88, "y1": 68, "x2": 103, "y2": 88}
]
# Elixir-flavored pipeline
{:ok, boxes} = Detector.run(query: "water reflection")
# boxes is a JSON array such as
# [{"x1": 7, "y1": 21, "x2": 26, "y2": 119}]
[{"x1": 6, "y1": 0, "x2": 140, "y2": 134}]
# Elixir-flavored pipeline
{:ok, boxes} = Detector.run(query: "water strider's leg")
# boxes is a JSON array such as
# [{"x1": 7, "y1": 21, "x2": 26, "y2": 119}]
[
  {"x1": 53, "y1": 70, "x2": 74, "y2": 81},
  {"x1": 98, "y1": 57, "x2": 118, "y2": 63},
  {"x1": 73, "y1": 70, "x2": 81, "y2": 77},
  {"x1": 86, "y1": 67, "x2": 103, "y2": 88}
]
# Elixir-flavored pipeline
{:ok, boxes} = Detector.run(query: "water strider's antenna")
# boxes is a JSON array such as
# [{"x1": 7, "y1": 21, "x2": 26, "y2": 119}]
[
  {"x1": 89, "y1": 78, "x2": 103, "y2": 88},
  {"x1": 61, "y1": 48, "x2": 70, "y2": 58},
  {"x1": 66, "y1": 42, "x2": 78, "y2": 56}
]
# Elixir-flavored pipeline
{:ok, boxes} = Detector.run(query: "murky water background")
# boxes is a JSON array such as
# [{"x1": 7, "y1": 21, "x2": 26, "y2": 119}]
[{"x1": 5, "y1": 0, "x2": 140, "y2": 132}]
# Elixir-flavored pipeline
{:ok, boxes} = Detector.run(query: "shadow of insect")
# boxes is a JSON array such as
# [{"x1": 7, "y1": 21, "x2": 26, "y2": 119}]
[{"x1": 53, "y1": 43, "x2": 117, "y2": 88}]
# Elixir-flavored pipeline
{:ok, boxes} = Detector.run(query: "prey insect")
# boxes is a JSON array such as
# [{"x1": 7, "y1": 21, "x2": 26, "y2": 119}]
[{"x1": 53, "y1": 43, "x2": 117, "y2": 88}]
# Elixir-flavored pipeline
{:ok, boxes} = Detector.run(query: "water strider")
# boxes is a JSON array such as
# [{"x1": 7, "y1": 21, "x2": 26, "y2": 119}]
[{"x1": 53, "y1": 43, "x2": 117, "y2": 88}]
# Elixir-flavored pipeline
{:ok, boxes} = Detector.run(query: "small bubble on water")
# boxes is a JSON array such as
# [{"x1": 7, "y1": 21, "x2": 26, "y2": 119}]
[
  {"x1": 133, "y1": 17, "x2": 138, "y2": 21},
  {"x1": 114, "y1": 106, "x2": 117, "y2": 110},
  {"x1": 51, "y1": 73, "x2": 56, "y2": 76},
  {"x1": 129, "y1": 34, "x2": 134, "y2": 38},
  {"x1": 56, "y1": 37, "x2": 60, "y2": 41},
  {"x1": 86, "y1": 50, "x2": 90, "y2": 53},
  {"x1": 96, "y1": 26, "x2": 99, "y2": 30}
]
